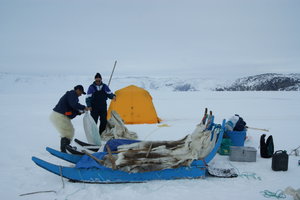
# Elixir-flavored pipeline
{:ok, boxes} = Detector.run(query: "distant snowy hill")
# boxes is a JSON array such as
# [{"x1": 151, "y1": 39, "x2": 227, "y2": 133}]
[
  {"x1": 216, "y1": 73, "x2": 300, "y2": 91},
  {"x1": 1, "y1": 72, "x2": 300, "y2": 93},
  {"x1": 0, "y1": 73, "x2": 223, "y2": 93},
  {"x1": 112, "y1": 76, "x2": 223, "y2": 91}
]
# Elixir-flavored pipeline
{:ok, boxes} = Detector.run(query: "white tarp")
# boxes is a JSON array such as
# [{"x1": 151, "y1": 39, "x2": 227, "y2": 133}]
[{"x1": 83, "y1": 111, "x2": 101, "y2": 145}]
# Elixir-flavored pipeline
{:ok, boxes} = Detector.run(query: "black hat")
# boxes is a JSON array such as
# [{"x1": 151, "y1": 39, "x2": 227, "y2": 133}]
[
  {"x1": 74, "y1": 85, "x2": 86, "y2": 94},
  {"x1": 95, "y1": 73, "x2": 102, "y2": 79}
]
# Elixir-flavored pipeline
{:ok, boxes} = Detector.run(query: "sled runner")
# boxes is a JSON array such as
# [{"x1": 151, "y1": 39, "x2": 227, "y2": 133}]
[
  {"x1": 32, "y1": 156, "x2": 208, "y2": 183},
  {"x1": 74, "y1": 138, "x2": 100, "y2": 152},
  {"x1": 65, "y1": 138, "x2": 141, "y2": 155},
  {"x1": 46, "y1": 147, "x2": 81, "y2": 164},
  {"x1": 72, "y1": 138, "x2": 142, "y2": 154}
]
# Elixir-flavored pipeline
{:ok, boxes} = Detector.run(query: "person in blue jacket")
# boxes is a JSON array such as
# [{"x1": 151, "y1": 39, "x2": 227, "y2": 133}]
[
  {"x1": 50, "y1": 85, "x2": 90, "y2": 152},
  {"x1": 86, "y1": 73, "x2": 116, "y2": 135}
]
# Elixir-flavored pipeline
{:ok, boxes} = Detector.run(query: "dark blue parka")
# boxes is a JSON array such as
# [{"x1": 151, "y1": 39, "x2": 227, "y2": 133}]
[
  {"x1": 85, "y1": 82, "x2": 115, "y2": 110},
  {"x1": 53, "y1": 90, "x2": 86, "y2": 119}
]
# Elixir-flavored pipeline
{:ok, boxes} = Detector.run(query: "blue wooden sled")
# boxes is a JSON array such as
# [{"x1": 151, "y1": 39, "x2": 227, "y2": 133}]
[{"x1": 32, "y1": 120, "x2": 225, "y2": 183}]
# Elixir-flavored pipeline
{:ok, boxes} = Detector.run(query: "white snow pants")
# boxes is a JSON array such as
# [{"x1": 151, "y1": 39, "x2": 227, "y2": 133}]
[{"x1": 50, "y1": 111, "x2": 75, "y2": 140}]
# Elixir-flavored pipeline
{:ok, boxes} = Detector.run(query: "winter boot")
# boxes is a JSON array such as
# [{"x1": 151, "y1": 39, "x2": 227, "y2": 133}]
[{"x1": 60, "y1": 137, "x2": 71, "y2": 153}]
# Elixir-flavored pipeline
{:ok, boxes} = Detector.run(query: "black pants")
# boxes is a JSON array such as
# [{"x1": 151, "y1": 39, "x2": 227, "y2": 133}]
[{"x1": 91, "y1": 109, "x2": 107, "y2": 135}]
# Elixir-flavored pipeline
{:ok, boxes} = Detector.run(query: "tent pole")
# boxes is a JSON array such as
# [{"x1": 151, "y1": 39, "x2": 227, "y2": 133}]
[{"x1": 108, "y1": 60, "x2": 117, "y2": 87}]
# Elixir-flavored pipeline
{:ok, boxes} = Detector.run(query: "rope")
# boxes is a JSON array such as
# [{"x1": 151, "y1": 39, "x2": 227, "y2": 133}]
[
  {"x1": 143, "y1": 127, "x2": 161, "y2": 140},
  {"x1": 239, "y1": 172, "x2": 262, "y2": 180},
  {"x1": 64, "y1": 185, "x2": 86, "y2": 200},
  {"x1": 19, "y1": 190, "x2": 57, "y2": 196},
  {"x1": 59, "y1": 165, "x2": 65, "y2": 189},
  {"x1": 64, "y1": 172, "x2": 86, "y2": 200},
  {"x1": 260, "y1": 190, "x2": 286, "y2": 199},
  {"x1": 289, "y1": 145, "x2": 300, "y2": 156},
  {"x1": 229, "y1": 163, "x2": 262, "y2": 180},
  {"x1": 19, "y1": 165, "x2": 66, "y2": 197}
]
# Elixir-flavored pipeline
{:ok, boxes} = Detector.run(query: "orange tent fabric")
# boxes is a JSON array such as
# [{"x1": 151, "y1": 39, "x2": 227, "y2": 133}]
[{"x1": 107, "y1": 85, "x2": 161, "y2": 124}]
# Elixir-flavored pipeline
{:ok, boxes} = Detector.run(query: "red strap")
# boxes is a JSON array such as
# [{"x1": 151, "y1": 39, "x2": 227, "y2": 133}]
[{"x1": 65, "y1": 111, "x2": 72, "y2": 116}]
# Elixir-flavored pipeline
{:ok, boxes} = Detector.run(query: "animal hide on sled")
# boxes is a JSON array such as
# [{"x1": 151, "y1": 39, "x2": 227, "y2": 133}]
[
  {"x1": 101, "y1": 111, "x2": 138, "y2": 141},
  {"x1": 101, "y1": 123, "x2": 221, "y2": 173}
]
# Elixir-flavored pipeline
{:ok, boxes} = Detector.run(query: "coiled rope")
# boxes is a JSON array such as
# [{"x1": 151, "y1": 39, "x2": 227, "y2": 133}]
[
  {"x1": 260, "y1": 190, "x2": 286, "y2": 199},
  {"x1": 229, "y1": 163, "x2": 262, "y2": 180}
]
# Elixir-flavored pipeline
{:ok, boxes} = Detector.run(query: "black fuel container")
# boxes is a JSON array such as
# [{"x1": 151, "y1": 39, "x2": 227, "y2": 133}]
[{"x1": 272, "y1": 150, "x2": 289, "y2": 171}]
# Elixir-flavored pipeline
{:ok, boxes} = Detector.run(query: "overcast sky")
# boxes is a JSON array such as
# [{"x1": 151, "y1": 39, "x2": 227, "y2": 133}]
[{"x1": 1, "y1": 0, "x2": 300, "y2": 79}]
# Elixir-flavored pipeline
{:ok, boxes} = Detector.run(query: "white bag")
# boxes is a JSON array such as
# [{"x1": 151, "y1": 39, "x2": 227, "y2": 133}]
[
  {"x1": 225, "y1": 115, "x2": 239, "y2": 132},
  {"x1": 83, "y1": 111, "x2": 101, "y2": 145}
]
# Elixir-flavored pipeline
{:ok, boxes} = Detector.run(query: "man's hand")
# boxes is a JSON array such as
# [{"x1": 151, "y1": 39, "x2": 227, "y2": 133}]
[{"x1": 85, "y1": 107, "x2": 92, "y2": 111}]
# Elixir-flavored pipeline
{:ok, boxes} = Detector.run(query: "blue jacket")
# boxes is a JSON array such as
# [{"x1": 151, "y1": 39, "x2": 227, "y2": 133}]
[
  {"x1": 53, "y1": 90, "x2": 86, "y2": 119},
  {"x1": 85, "y1": 82, "x2": 115, "y2": 109}
]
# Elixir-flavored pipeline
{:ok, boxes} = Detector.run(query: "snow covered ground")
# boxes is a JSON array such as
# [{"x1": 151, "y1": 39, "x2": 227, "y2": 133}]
[{"x1": 0, "y1": 74, "x2": 299, "y2": 200}]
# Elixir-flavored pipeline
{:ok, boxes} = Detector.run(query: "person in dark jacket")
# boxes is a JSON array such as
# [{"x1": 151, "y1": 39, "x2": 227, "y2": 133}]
[
  {"x1": 86, "y1": 73, "x2": 116, "y2": 135},
  {"x1": 50, "y1": 85, "x2": 90, "y2": 152}
]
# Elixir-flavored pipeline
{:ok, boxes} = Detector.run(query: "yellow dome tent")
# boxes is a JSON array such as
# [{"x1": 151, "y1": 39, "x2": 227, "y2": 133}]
[{"x1": 107, "y1": 85, "x2": 161, "y2": 124}]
